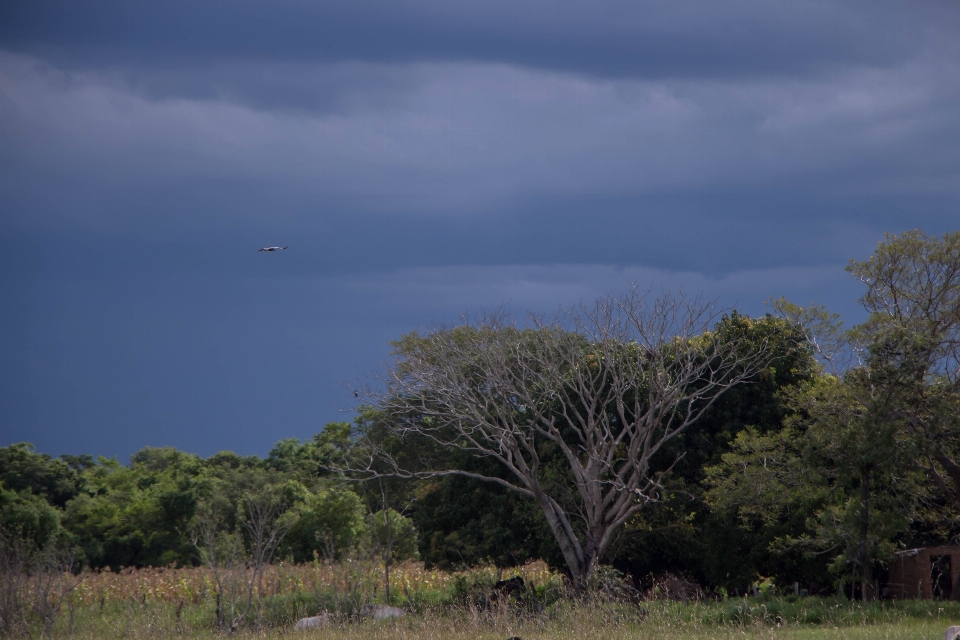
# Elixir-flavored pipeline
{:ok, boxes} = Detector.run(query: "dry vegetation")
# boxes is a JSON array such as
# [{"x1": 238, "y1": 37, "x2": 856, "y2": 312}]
[
  {"x1": 68, "y1": 560, "x2": 558, "y2": 605},
  {"x1": 5, "y1": 561, "x2": 960, "y2": 639}
]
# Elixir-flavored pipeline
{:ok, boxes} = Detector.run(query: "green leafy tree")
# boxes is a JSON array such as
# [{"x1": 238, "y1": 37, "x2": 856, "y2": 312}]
[
  {"x1": 63, "y1": 449, "x2": 201, "y2": 568},
  {"x1": 281, "y1": 486, "x2": 367, "y2": 562},
  {"x1": 364, "y1": 507, "x2": 418, "y2": 605},
  {"x1": 365, "y1": 509, "x2": 418, "y2": 563},
  {"x1": 846, "y1": 230, "x2": 960, "y2": 512},
  {"x1": 265, "y1": 422, "x2": 354, "y2": 480},
  {"x1": 0, "y1": 485, "x2": 65, "y2": 550},
  {"x1": 413, "y1": 469, "x2": 557, "y2": 571},
  {"x1": 787, "y1": 373, "x2": 918, "y2": 599},
  {"x1": 707, "y1": 371, "x2": 921, "y2": 600},
  {"x1": 0, "y1": 444, "x2": 84, "y2": 508}
]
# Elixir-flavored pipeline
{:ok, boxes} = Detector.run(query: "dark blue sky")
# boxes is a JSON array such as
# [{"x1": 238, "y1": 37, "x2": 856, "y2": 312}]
[{"x1": 2, "y1": 1, "x2": 959, "y2": 460}]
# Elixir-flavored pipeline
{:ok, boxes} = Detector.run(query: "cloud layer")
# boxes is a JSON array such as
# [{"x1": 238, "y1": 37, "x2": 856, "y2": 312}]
[{"x1": 4, "y1": 45, "x2": 959, "y2": 227}]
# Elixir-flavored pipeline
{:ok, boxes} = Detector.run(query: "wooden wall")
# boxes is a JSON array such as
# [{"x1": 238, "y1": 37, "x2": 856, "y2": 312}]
[{"x1": 887, "y1": 546, "x2": 960, "y2": 599}]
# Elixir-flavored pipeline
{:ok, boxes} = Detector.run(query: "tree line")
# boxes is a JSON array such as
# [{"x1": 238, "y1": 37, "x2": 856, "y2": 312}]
[{"x1": 2, "y1": 229, "x2": 958, "y2": 600}]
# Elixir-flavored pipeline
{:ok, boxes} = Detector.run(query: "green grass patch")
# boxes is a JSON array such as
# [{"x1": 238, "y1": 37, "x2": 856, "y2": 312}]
[{"x1": 15, "y1": 596, "x2": 960, "y2": 639}]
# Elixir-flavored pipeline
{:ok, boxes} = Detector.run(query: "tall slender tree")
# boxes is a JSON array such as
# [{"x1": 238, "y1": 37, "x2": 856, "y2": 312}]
[{"x1": 846, "y1": 230, "x2": 960, "y2": 512}]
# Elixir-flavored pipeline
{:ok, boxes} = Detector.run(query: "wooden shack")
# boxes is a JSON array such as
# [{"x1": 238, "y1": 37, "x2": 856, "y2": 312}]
[{"x1": 887, "y1": 546, "x2": 960, "y2": 599}]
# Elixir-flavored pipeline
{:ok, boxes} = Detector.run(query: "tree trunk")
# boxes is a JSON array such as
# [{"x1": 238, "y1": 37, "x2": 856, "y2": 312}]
[
  {"x1": 381, "y1": 487, "x2": 392, "y2": 605},
  {"x1": 859, "y1": 471, "x2": 873, "y2": 601},
  {"x1": 531, "y1": 489, "x2": 600, "y2": 590}
]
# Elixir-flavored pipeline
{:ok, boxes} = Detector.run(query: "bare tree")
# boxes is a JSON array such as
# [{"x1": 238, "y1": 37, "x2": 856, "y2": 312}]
[
  {"x1": 29, "y1": 546, "x2": 82, "y2": 639},
  {"x1": 0, "y1": 531, "x2": 32, "y2": 637},
  {"x1": 193, "y1": 496, "x2": 290, "y2": 632},
  {"x1": 0, "y1": 529, "x2": 82, "y2": 639},
  {"x1": 354, "y1": 289, "x2": 772, "y2": 589},
  {"x1": 241, "y1": 495, "x2": 291, "y2": 629},
  {"x1": 192, "y1": 508, "x2": 243, "y2": 632},
  {"x1": 770, "y1": 297, "x2": 863, "y2": 376}
]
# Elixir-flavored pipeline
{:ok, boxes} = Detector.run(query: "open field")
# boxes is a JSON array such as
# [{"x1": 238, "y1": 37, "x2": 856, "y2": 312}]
[
  {"x1": 7, "y1": 563, "x2": 960, "y2": 639},
  {"x1": 19, "y1": 598, "x2": 960, "y2": 640}
]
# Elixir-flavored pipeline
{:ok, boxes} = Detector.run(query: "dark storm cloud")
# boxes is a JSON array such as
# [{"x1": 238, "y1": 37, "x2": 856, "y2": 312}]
[
  {"x1": 1, "y1": 1, "x2": 959, "y2": 459},
  {"x1": 3, "y1": 0, "x2": 954, "y2": 85},
  {"x1": 3, "y1": 48, "x2": 959, "y2": 235}
]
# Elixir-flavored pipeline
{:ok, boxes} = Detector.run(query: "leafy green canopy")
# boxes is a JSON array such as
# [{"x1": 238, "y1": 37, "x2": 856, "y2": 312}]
[
  {"x1": 703, "y1": 230, "x2": 960, "y2": 599},
  {"x1": 0, "y1": 424, "x2": 397, "y2": 571}
]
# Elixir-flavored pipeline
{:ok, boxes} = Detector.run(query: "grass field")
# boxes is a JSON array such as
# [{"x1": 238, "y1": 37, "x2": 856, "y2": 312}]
[
  {"x1": 30, "y1": 599, "x2": 960, "y2": 639},
  {"x1": 7, "y1": 562, "x2": 960, "y2": 639}
]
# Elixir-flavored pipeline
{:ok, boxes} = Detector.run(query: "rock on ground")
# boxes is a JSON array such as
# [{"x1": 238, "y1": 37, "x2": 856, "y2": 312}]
[{"x1": 294, "y1": 614, "x2": 332, "y2": 630}]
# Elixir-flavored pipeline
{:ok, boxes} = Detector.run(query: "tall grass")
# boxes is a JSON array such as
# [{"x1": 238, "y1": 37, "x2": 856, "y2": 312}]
[
  {"x1": 23, "y1": 597, "x2": 960, "y2": 639},
  {"x1": 6, "y1": 562, "x2": 960, "y2": 639},
  {"x1": 657, "y1": 596, "x2": 960, "y2": 627}
]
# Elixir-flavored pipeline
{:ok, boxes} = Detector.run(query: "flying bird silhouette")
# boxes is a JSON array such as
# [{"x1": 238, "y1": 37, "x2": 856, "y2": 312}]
[{"x1": 258, "y1": 246, "x2": 289, "y2": 252}]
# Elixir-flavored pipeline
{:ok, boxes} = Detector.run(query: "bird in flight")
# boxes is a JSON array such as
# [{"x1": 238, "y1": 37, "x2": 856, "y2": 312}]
[{"x1": 258, "y1": 246, "x2": 289, "y2": 252}]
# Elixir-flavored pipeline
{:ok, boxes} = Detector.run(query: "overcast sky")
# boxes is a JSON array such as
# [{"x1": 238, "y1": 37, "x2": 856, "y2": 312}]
[{"x1": 2, "y1": 1, "x2": 959, "y2": 460}]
